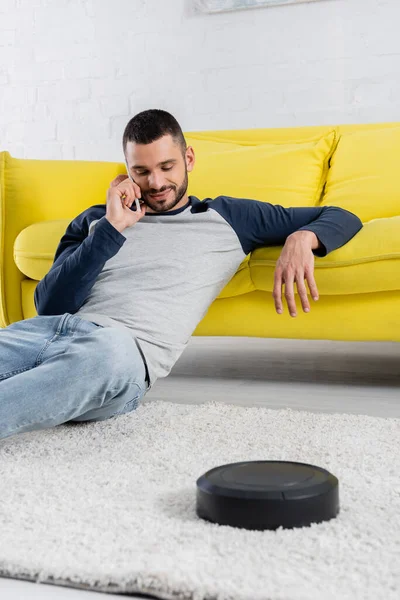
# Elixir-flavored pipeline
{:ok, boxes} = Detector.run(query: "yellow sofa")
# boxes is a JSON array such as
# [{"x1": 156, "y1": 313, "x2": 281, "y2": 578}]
[{"x1": 1, "y1": 122, "x2": 400, "y2": 342}]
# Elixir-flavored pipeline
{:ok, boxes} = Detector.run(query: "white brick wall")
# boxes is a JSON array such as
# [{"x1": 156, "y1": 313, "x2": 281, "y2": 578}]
[{"x1": 1, "y1": 0, "x2": 400, "y2": 160}]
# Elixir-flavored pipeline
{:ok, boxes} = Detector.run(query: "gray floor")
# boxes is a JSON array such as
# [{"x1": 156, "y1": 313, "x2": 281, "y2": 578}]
[{"x1": 1, "y1": 336, "x2": 399, "y2": 599}]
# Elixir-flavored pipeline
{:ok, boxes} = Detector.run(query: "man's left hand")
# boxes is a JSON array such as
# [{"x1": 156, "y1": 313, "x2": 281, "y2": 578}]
[{"x1": 273, "y1": 231, "x2": 320, "y2": 317}]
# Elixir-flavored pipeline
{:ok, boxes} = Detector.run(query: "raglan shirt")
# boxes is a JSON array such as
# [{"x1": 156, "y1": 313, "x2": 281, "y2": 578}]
[{"x1": 34, "y1": 196, "x2": 363, "y2": 390}]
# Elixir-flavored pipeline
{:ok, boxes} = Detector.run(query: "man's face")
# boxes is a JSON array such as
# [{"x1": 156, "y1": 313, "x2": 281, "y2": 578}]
[{"x1": 125, "y1": 135, "x2": 195, "y2": 213}]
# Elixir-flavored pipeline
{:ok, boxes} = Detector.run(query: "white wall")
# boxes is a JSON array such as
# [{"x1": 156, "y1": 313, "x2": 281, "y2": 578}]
[{"x1": 1, "y1": 0, "x2": 399, "y2": 161}]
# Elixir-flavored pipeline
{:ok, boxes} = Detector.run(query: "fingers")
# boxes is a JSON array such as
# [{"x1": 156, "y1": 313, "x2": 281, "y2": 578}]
[
  {"x1": 273, "y1": 269, "x2": 283, "y2": 314},
  {"x1": 274, "y1": 268, "x2": 298, "y2": 317},
  {"x1": 110, "y1": 174, "x2": 129, "y2": 188},
  {"x1": 294, "y1": 270, "x2": 320, "y2": 315},
  {"x1": 306, "y1": 270, "x2": 319, "y2": 302},
  {"x1": 117, "y1": 178, "x2": 142, "y2": 205},
  {"x1": 284, "y1": 274, "x2": 297, "y2": 317},
  {"x1": 274, "y1": 268, "x2": 319, "y2": 317},
  {"x1": 130, "y1": 179, "x2": 142, "y2": 199},
  {"x1": 296, "y1": 275, "x2": 309, "y2": 314}
]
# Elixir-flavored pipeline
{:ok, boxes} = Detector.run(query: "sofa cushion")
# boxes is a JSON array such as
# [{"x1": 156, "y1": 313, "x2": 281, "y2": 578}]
[
  {"x1": 185, "y1": 125, "x2": 337, "y2": 145},
  {"x1": 321, "y1": 126, "x2": 400, "y2": 221},
  {"x1": 187, "y1": 132, "x2": 337, "y2": 208},
  {"x1": 14, "y1": 220, "x2": 68, "y2": 281},
  {"x1": 15, "y1": 215, "x2": 400, "y2": 297},
  {"x1": 185, "y1": 138, "x2": 244, "y2": 152}
]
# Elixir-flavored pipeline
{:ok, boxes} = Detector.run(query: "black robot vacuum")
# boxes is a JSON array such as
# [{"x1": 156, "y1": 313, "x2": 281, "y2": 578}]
[{"x1": 196, "y1": 460, "x2": 339, "y2": 531}]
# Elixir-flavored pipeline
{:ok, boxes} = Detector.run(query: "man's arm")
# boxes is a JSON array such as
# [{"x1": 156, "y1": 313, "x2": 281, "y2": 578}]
[
  {"x1": 34, "y1": 209, "x2": 126, "y2": 316},
  {"x1": 265, "y1": 204, "x2": 363, "y2": 316},
  {"x1": 208, "y1": 197, "x2": 363, "y2": 256},
  {"x1": 209, "y1": 196, "x2": 363, "y2": 256},
  {"x1": 291, "y1": 205, "x2": 363, "y2": 257},
  {"x1": 207, "y1": 196, "x2": 363, "y2": 316}
]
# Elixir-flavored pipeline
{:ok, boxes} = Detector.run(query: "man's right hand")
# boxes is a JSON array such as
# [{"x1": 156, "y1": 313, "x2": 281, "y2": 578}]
[
  {"x1": 106, "y1": 177, "x2": 146, "y2": 233},
  {"x1": 110, "y1": 174, "x2": 129, "y2": 188}
]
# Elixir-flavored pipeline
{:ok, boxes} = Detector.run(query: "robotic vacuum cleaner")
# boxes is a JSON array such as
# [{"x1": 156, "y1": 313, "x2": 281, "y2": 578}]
[{"x1": 196, "y1": 460, "x2": 339, "y2": 530}]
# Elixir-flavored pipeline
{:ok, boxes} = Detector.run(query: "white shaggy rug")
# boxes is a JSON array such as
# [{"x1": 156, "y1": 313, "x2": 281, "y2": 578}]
[{"x1": 0, "y1": 399, "x2": 399, "y2": 600}]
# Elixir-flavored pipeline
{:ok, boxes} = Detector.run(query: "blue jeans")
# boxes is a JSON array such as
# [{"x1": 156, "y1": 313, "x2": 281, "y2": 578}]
[{"x1": 0, "y1": 313, "x2": 151, "y2": 441}]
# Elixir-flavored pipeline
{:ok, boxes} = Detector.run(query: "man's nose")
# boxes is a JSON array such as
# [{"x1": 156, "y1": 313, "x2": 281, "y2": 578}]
[{"x1": 148, "y1": 172, "x2": 166, "y2": 191}]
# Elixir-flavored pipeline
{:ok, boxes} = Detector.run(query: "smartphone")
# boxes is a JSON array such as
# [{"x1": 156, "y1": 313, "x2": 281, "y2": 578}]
[{"x1": 125, "y1": 159, "x2": 142, "y2": 212}]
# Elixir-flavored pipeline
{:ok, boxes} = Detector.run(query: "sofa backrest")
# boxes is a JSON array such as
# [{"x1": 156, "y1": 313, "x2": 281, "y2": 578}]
[{"x1": 1, "y1": 120, "x2": 399, "y2": 326}]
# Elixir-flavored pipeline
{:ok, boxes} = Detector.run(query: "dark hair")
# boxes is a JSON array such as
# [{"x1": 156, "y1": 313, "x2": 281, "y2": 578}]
[{"x1": 122, "y1": 109, "x2": 187, "y2": 156}]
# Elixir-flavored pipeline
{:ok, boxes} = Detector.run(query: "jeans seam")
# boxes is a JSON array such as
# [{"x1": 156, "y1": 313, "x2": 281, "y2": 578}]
[
  {"x1": 55, "y1": 313, "x2": 70, "y2": 335},
  {"x1": 0, "y1": 365, "x2": 31, "y2": 381},
  {"x1": 34, "y1": 333, "x2": 60, "y2": 367}
]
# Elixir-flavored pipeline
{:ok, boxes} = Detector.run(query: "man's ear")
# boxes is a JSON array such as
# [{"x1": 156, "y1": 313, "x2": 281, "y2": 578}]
[
  {"x1": 110, "y1": 174, "x2": 129, "y2": 188},
  {"x1": 186, "y1": 146, "x2": 195, "y2": 173}
]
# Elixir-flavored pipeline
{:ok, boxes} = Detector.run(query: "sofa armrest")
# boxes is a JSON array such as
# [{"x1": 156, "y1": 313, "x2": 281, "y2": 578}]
[{"x1": 0, "y1": 150, "x2": 125, "y2": 326}]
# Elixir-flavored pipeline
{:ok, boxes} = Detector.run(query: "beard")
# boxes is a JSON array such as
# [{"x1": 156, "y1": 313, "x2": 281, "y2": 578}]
[{"x1": 143, "y1": 167, "x2": 189, "y2": 213}]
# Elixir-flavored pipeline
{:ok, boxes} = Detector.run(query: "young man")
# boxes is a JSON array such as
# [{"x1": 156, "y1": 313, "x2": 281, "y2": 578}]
[{"x1": 0, "y1": 109, "x2": 363, "y2": 441}]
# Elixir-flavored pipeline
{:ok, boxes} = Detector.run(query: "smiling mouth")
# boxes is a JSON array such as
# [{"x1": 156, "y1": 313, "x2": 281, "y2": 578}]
[{"x1": 150, "y1": 189, "x2": 172, "y2": 200}]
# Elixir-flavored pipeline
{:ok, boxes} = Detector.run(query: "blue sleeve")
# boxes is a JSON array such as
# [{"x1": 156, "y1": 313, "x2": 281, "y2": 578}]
[
  {"x1": 207, "y1": 196, "x2": 363, "y2": 256},
  {"x1": 34, "y1": 207, "x2": 126, "y2": 315}
]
